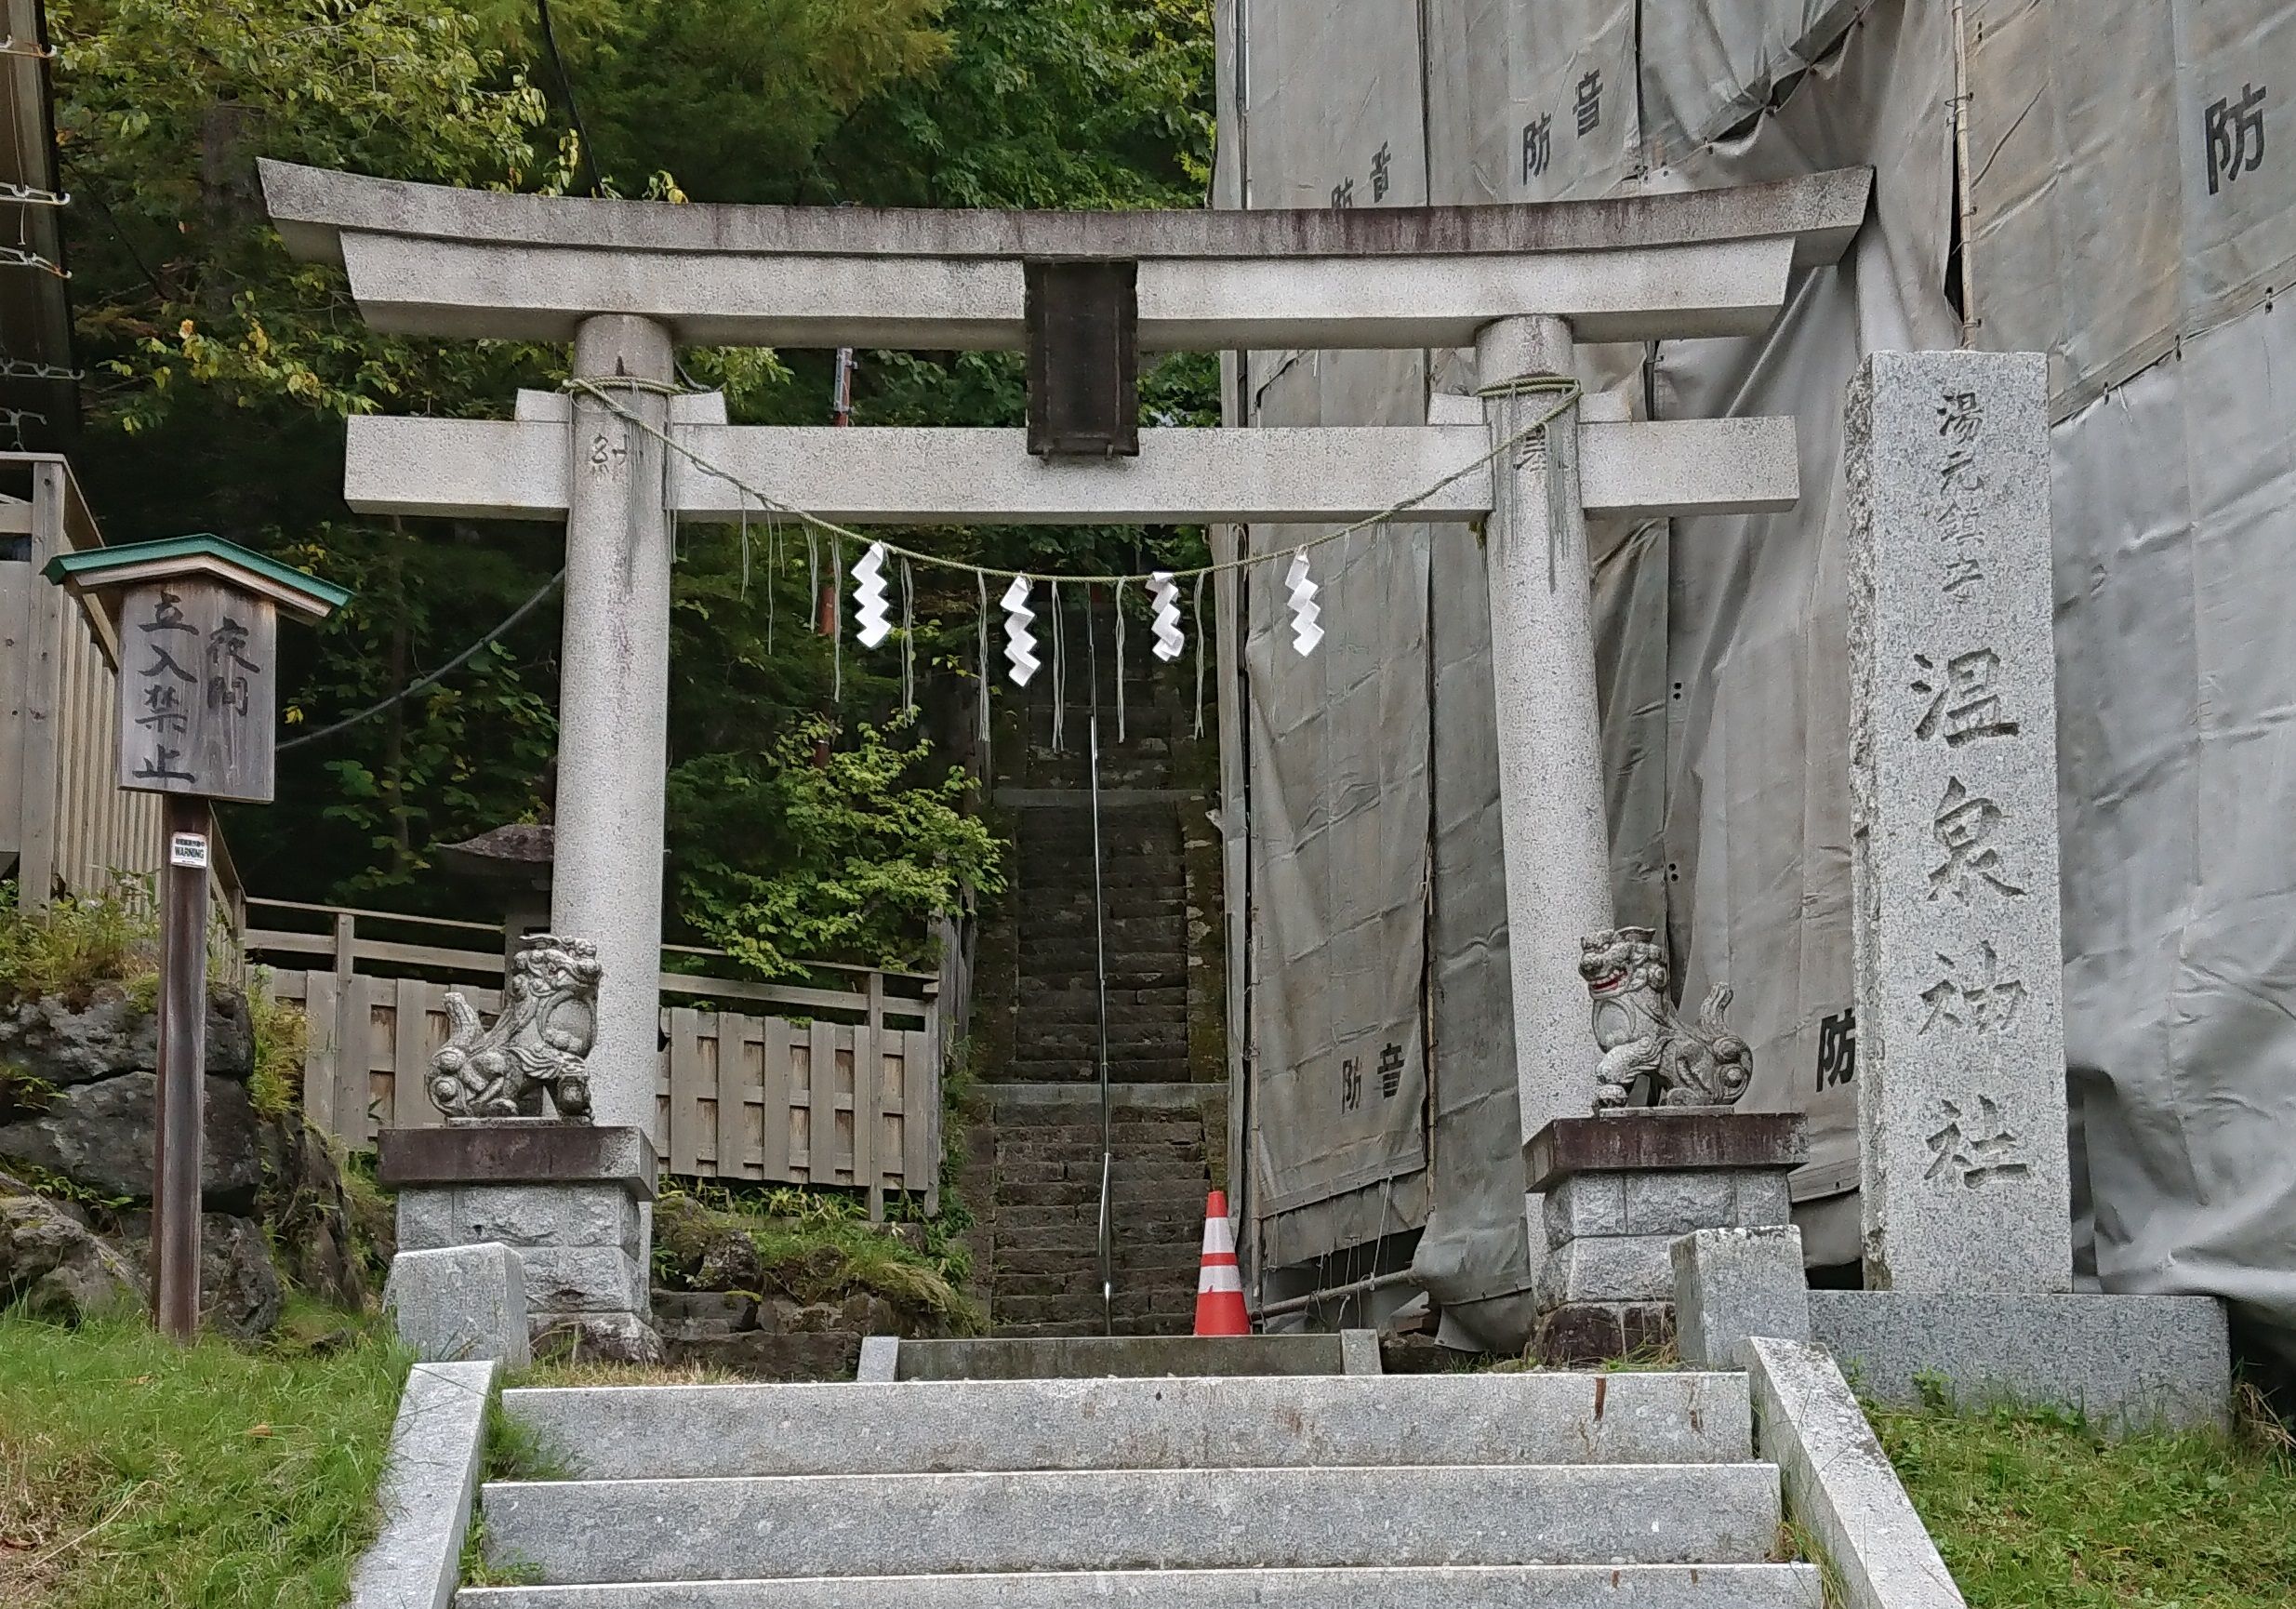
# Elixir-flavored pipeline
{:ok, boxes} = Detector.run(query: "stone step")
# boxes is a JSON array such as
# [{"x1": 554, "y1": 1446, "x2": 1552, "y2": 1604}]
[
  {"x1": 989, "y1": 1180, "x2": 1207, "y2": 1211},
  {"x1": 478, "y1": 1463, "x2": 1783, "y2": 1583},
  {"x1": 1019, "y1": 985, "x2": 1191, "y2": 1011},
  {"x1": 896, "y1": 1336, "x2": 1360, "y2": 1380},
  {"x1": 1012, "y1": 854, "x2": 1184, "y2": 872},
  {"x1": 458, "y1": 1562, "x2": 1825, "y2": 1609},
  {"x1": 1007, "y1": 1030, "x2": 1191, "y2": 1057},
  {"x1": 992, "y1": 1119, "x2": 1203, "y2": 1143},
  {"x1": 1002, "y1": 1058, "x2": 1192, "y2": 1078},
  {"x1": 499, "y1": 1373, "x2": 1752, "y2": 1479}
]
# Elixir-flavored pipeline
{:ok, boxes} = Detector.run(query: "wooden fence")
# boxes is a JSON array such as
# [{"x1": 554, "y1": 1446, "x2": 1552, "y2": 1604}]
[
  {"x1": 247, "y1": 900, "x2": 943, "y2": 1213},
  {"x1": 1, "y1": 454, "x2": 244, "y2": 925}
]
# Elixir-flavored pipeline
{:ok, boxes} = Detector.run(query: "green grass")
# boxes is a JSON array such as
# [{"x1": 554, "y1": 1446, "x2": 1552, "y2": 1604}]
[
  {"x1": 0, "y1": 1311, "x2": 407, "y2": 1608},
  {"x1": 0, "y1": 881, "x2": 159, "y2": 1005},
  {"x1": 1875, "y1": 1398, "x2": 2296, "y2": 1607}
]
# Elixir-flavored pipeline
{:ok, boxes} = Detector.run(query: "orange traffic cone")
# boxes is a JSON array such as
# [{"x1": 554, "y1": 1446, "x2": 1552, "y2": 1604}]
[{"x1": 1193, "y1": 1190, "x2": 1250, "y2": 1336}]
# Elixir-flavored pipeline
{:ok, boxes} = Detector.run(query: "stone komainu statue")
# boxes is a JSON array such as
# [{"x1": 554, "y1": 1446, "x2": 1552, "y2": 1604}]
[
  {"x1": 1579, "y1": 927, "x2": 1753, "y2": 1110},
  {"x1": 429, "y1": 935, "x2": 602, "y2": 1121}
]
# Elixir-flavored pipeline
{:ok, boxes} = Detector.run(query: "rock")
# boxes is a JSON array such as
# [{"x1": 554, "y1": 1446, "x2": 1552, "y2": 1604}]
[
  {"x1": 782, "y1": 1301, "x2": 849, "y2": 1335},
  {"x1": 258, "y1": 1114, "x2": 368, "y2": 1310},
  {"x1": 200, "y1": 1214, "x2": 286, "y2": 1340},
  {"x1": 660, "y1": 1328, "x2": 860, "y2": 1380},
  {"x1": 765, "y1": 1242, "x2": 845, "y2": 1298},
  {"x1": 118, "y1": 1210, "x2": 285, "y2": 1340},
  {"x1": 0, "y1": 986, "x2": 255, "y2": 1087},
  {"x1": 654, "y1": 1192, "x2": 763, "y2": 1292},
  {"x1": 653, "y1": 1289, "x2": 757, "y2": 1340},
  {"x1": 0, "y1": 1183, "x2": 147, "y2": 1321},
  {"x1": 533, "y1": 1311, "x2": 664, "y2": 1365},
  {"x1": 695, "y1": 1232, "x2": 763, "y2": 1292},
  {"x1": 839, "y1": 1291, "x2": 901, "y2": 1334},
  {"x1": 0, "y1": 1071, "x2": 262, "y2": 1211}
]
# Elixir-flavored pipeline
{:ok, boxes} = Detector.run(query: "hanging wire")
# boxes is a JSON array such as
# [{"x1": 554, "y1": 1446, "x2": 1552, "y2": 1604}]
[
  {"x1": 1076, "y1": 595, "x2": 1115, "y2": 1333},
  {"x1": 1192, "y1": 571, "x2": 1210, "y2": 739},
  {"x1": 975, "y1": 570, "x2": 993, "y2": 774},
  {"x1": 1050, "y1": 579, "x2": 1066, "y2": 753},
  {"x1": 736, "y1": 486, "x2": 752, "y2": 600},
  {"x1": 900, "y1": 554, "x2": 916, "y2": 716},
  {"x1": 765, "y1": 506, "x2": 779, "y2": 655},
  {"x1": 1112, "y1": 578, "x2": 1128, "y2": 744},
  {"x1": 830, "y1": 534, "x2": 843, "y2": 709},
  {"x1": 279, "y1": 568, "x2": 567, "y2": 752}
]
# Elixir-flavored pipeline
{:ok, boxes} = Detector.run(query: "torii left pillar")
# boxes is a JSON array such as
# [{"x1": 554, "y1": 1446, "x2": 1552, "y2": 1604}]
[
  {"x1": 1479, "y1": 314, "x2": 1615, "y2": 1250},
  {"x1": 554, "y1": 313, "x2": 675, "y2": 1137}
]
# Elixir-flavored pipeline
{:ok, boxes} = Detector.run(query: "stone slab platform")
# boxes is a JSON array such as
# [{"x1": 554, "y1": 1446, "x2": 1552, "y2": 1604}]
[
  {"x1": 455, "y1": 1562, "x2": 1825, "y2": 1609},
  {"x1": 479, "y1": 1463, "x2": 1785, "y2": 1583},
  {"x1": 889, "y1": 1334, "x2": 1360, "y2": 1381},
  {"x1": 500, "y1": 1372, "x2": 1754, "y2": 1479},
  {"x1": 1526, "y1": 1112, "x2": 1808, "y2": 1193},
  {"x1": 1810, "y1": 1290, "x2": 2230, "y2": 1431},
  {"x1": 378, "y1": 1121, "x2": 657, "y2": 1196}
]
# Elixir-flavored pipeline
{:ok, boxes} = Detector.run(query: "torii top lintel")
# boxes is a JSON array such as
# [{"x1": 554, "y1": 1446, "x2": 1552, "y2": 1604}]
[{"x1": 259, "y1": 161, "x2": 1872, "y2": 352}]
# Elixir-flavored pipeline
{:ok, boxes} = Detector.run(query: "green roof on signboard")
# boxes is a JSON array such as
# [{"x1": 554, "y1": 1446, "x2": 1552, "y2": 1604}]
[{"x1": 43, "y1": 533, "x2": 352, "y2": 616}]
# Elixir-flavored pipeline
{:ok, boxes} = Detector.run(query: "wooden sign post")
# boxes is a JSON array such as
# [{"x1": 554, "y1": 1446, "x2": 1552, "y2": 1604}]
[{"x1": 46, "y1": 536, "x2": 348, "y2": 1340}]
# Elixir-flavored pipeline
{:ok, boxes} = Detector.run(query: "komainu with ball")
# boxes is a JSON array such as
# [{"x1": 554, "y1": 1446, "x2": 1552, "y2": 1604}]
[
  {"x1": 428, "y1": 935, "x2": 602, "y2": 1120},
  {"x1": 1578, "y1": 927, "x2": 1752, "y2": 1110}
]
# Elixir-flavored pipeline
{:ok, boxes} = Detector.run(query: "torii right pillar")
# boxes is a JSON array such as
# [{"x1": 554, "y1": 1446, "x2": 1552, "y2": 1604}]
[{"x1": 1479, "y1": 314, "x2": 1614, "y2": 1219}]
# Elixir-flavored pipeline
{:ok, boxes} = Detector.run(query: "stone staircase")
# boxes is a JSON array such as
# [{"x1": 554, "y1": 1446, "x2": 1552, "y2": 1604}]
[
  {"x1": 457, "y1": 1369, "x2": 1821, "y2": 1607},
  {"x1": 1005, "y1": 799, "x2": 1191, "y2": 1087},
  {"x1": 981, "y1": 1092, "x2": 1211, "y2": 1336},
  {"x1": 965, "y1": 651, "x2": 1226, "y2": 1337}
]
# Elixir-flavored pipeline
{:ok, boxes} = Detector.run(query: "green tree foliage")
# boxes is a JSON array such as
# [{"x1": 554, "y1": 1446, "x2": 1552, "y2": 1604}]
[
  {"x1": 469, "y1": 0, "x2": 951, "y2": 202},
  {"x1": 46, "y1": 0, "x2": 1214, "y2": 971},
  {"x1": 672, "y1": 715, "x2": 1004, "y2": 978},
  {"x1": 814, "y1": 0, "x2": 1212, "y2": 208},
  {"x1": 55, "y1": 0, "x2": 584, "y2": 897}
]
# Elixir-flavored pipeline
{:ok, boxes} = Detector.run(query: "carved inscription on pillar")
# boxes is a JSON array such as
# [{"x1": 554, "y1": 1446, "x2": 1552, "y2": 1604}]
[{"x1": 1846, "y1": 351, "x2": 2071, "y2": 1294}]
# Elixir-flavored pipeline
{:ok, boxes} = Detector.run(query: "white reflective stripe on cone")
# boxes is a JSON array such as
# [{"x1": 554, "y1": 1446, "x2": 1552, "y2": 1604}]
[
  {"x1": 1201, "y1": 1216, "x2": 1236, "y2": 1256},
  {"x1": 1198, "y1": 1262, "x2": 1243, "y2": 1294}
]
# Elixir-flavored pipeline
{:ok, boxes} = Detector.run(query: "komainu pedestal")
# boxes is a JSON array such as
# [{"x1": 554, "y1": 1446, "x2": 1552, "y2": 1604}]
[
  {"x1": 1526, "y1": 1110, "x2": 1806, "y2": 1364},
  {"x1": 379, "y1": 1122, "x2": 660, "y2": 1363}
]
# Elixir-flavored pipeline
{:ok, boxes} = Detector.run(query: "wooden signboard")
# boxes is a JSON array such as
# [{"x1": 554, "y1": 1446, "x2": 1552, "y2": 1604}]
[
  {"x1": 47, "y1": 533, "x2": 346, "y2": 1342},
  {"x1": 115, "y1": 578, "x2": 279, "y2": 804}
]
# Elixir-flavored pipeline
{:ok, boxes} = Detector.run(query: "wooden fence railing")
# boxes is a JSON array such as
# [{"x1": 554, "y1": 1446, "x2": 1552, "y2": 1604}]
[{"x1": 247, "y1": 899, "x2": 943, "y2": 1214}]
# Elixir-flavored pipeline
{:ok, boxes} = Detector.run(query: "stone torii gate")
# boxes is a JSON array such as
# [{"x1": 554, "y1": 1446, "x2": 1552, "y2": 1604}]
[{"x1": 262, "y1": 161, "x2": 1870, "y2": 1260}]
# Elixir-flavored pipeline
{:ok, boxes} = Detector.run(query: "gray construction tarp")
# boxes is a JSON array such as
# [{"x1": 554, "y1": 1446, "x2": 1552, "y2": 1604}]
[{"x1": 1217, "y1": 0, "x2": 2296, "y2": 1362}]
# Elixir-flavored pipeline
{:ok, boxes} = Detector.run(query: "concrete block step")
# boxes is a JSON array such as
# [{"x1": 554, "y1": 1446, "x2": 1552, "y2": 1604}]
[
  {"x1": 458, "y1": 1562, "x2": 1825, "y2": 1609},
  {"x1": 500, "y1": 1372, "x2": 1752, "y2": 1479},
  {"x1": 479, "y1": 1463, "x2": 1783, "y2": 1583}
]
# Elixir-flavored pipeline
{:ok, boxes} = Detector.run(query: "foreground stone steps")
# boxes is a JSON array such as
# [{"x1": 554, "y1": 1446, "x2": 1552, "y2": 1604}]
[
  {"x1": 465, "y1": 1371, "x2": 1798, "y2": 1602},
  {"x1": 477, "y1": 1463, "x2": 1784, "y2": 1584},
  {"x1": 458, "y1": 1562, "x2": 1825, "y2": 1608},
  {"x1": 501, "y1": 1374, "x2": 1753, "y2": 1478}
]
